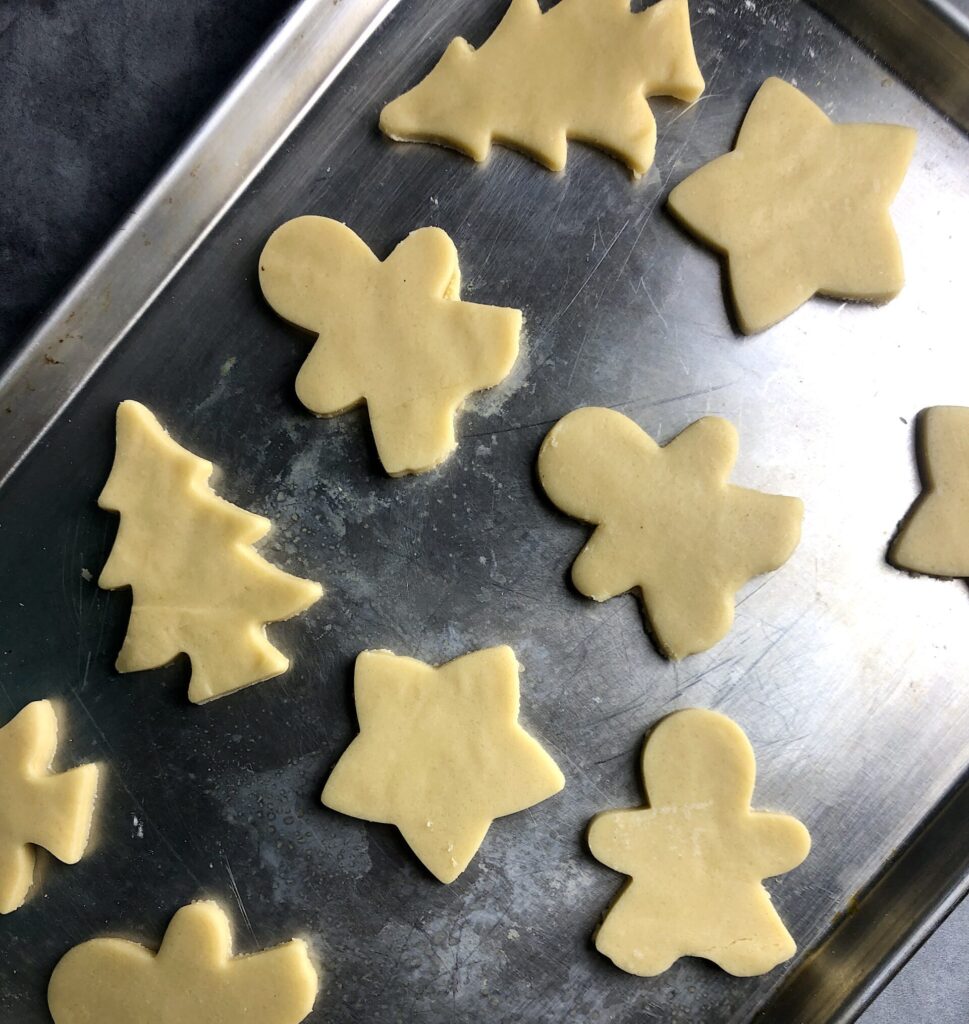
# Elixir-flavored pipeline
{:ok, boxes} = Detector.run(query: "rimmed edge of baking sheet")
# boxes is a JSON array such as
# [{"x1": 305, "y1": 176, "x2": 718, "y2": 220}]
[
  {"x1": 812, "y1": 0, "x2": 969, "y2": 133},
  {"x1": 1, "y1": 1, "x2": 967, "y2": 1020},
  {"x1": 0, "y1": 0, "x2": 403, "y2": 490},
  {"x1": 758, "y1": 769, "x2": 969, "y2": 1023}
]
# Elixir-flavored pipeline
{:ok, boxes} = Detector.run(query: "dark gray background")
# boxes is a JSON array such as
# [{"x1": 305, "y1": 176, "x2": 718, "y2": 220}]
[{"x1": 0, "y1": 1, "x2": 965, "y2": 1021}]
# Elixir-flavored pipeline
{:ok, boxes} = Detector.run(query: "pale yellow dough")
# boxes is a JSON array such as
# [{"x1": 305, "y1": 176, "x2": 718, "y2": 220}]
[
  {"x1": 259, "y1": 217, "x2": 521, "y2": 476},
  {"x1": 380, "y1": 0, "x2": 704, "y2": 176},
  {"x1": 667, "y1": 76, "x2": 916, "y2": 333},
  {"x1": 0, "y1": 700, "x2": 99, "y2": 914},
  {"x1": 321, "y1": 646, "x2": 564, "y2": 883},
  {"x1": 589, "y1": 708, "x2": 810, "y2": 977},
  {"x1": 99, "y1": 401, "x2": 323, "y2": 704},
  {"x1": 891, "y1": 406, "x2": 969, "y2": 577},
  {"x1": 48, "y1": 901, "x2": 319, "y2": 1024},
  {"x1": 538, "y1": 407, "x2": 803, "y2": 658}
]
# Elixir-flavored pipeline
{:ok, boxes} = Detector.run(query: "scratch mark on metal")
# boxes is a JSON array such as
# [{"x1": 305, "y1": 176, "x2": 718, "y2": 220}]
[
  {"x1": 222, "y1": 849, "x2": 256, "y2": 944},
  {"x1": 555, "y1": 218, "x2": 630, "y2": 332}
]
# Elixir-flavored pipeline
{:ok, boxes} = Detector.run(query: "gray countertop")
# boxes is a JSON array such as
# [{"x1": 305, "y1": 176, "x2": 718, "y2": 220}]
[{"x1": 0, "y1": 1, "x2": 966, "y2": 1021}]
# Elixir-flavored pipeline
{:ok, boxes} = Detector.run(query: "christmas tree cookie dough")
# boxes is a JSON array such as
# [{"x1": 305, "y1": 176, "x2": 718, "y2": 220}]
[
  {"x1": 589, "y1": 708, "x2": 810, "y2": 976},
  {"x1": 99, "y1": 401, "x2": 323, "y2": 704},
  {"x1": 260, "y1": 217, "x2": 521, "y2": 476},
  {"x1": 48, "y1": 901, "x2": 319, "y2": 1024},
  {"x1": 322, "y1": 645, "x2": 564, "y2": 882},
  {"x1": 538, "y1": 407, "x2": 803, "y2": 658},
  {"x1": 890, "y1": 406, "x2": 969, "y2": 577},
  {"x1": 380, "y1": 0, "x2": 704, "y2": 176},
  {"x1": 0, "y1": 700, "x2": 99, "y2": 914},
  {"x1": 667, "y1": 77, "x2": 916, "y2": 333}
]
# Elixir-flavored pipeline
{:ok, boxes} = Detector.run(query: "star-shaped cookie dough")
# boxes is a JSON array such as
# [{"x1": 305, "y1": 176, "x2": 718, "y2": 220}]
[
  {"x1": 890, "y1": 406, "x2": 969, "y2": 577},
  {"x1": 667, "y1": 77, "x2": 916, "y2": 333},
  {"x1": 260, "y1": 217, "x2": 521, "y2": 476},
  {"x1": 48, "y1": 901, "x2": 319, "y2": 1024},
  {"x1": 589, "y1": 708, "x2": 810, "y2": 976},
  {"x1": 380, "y1": 0, "x2": 705, "y2": 176},
  {"x1": 0, "y1": 700, "x2": 99, "y2": 914},
  {"x1": 321, "y1": 646, "x2": 564, "y2": 882},
  {"x1": 538, "y1": 407, "x2": 803, "y2": 658}
]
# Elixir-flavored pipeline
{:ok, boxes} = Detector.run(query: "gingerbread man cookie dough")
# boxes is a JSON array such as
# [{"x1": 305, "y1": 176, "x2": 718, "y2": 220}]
[
  {"x1": 891, "y1": 406, "x2": 969, "y2": 577},
  {"x1": 260, "y1": 217, "x2": 521, "y2": 476},
  {"x1": 538, "y1": 407, "x2": 803, "y2": 658},
  {"x1": 589, "y1": 708, "x2": 810, "y2": 976}
]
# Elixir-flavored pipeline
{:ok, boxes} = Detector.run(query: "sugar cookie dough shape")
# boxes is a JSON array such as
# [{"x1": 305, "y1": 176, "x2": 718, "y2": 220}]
[
  {"x1": 538, "y1": 407, "x2": 803, "y2": 658},
  {"x1": 0, "y1": 700, "x2": 99, "y2": 914},
  {"x1": 667, "y1": 76, "x2": 916, "y2": 333},
  {"x1": 99, "y1": 401, "x2": 323, "y2": 704},
  {"x1": 322, "y1": 645, "x2": 564, "y2": 882},
  {"x1": 260, "y1": 217, "x2": 521, "y2": 477},
  {"x1": 589, "y1": 708, "x2": 810, "y2": 977},
  {"x1": 890, "y1": 406, "x2": 969, "y2": 577},
  {"x1": 380, "y1": 0, "x2": 704, "y2": 176},
  {"x1": 48, "y1": 900, "x2": 319, "y2": 1024}
]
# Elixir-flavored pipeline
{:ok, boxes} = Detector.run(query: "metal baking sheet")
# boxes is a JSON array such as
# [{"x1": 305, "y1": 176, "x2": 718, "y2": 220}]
[{"x1": 2, "y1": 1, "x2": 968, "y2": 1021}]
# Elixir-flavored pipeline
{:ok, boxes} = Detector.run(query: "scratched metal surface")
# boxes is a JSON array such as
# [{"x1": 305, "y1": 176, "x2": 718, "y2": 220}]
[{"x1": 1, "y1": 0, "x2": 968, "y2": 1021}]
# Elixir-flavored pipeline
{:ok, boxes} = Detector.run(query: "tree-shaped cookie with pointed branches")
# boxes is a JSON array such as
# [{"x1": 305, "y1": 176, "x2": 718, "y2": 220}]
[
  {"x1": 381, "y1": 0, "x2": 705, "y2": 176},
  {"x1": 260, "y1": 217, "x2": 521, "y2": 476},
  {"x1": 538, "y1": 407, "x2": 803, "y2": 658},
  {"x1": 668, "y1": 77, "x2": 916, "y2": 333},
  {"x1": 0, "y1": 700, "x2": 99, "y2": 914},
  {"x1": 48, "y1": 901, "x2": 319, "y2": 1024},
  {"x1": 589, "y1": 708, "x2": 810, "y2": 976},
  {"x1": 99, "y1": 401, "x2": 323, "y2": 703},
  {"x1": 322, "y1": 645, "x2": 564, "y2": 882},
  {"x1": 890, "y1": 406, "x2": 969, "y2": 577}
]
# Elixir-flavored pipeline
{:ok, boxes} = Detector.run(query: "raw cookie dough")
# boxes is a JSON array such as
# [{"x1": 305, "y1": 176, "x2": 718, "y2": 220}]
[
  {"x1": 99, "y1": 401, "x2": 323, "y2": 704},
  {"x1": 380, "y1": 0, "x2": 704, "y2": 176},
  {"x1": 538, "y1": 407, "x2": 803, "y2": 658},
  {"x1": 667, "y1": 76, "x2": 916, "y2": 333},
  {"x1": 321, "y1": 645, "x2": 564, "y2": 882},
  {"x1": 890, "y1": 406, "x2": 969, "y2": 576},
  {"x1": 48, "y1": 900, "x2": 319, "y2": 1024},
  {"x1": 260, "y1": 217, "x2": 521, "y2": 476},
  {"x1": 589, "y1": 708, "x2": 810, "y2": 976},
  {"x1": 0, "y1": 700, "x2": 99, "y2": 914}
]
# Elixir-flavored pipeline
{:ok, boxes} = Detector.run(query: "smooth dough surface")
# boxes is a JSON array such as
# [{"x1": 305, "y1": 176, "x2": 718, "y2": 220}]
[
  {"x1": 380, "y1": 0, "x2": 704, "y2": 176},
  {"x1": 890, "y1": 406, "x2": 969, "y2": 577},
  {"x1": 589, "y1": 708, "x2": 810, "y2": 976},
  {"x1": 48, "y1": 901, "x2": 318, "y2": 1024},
  {"x1": 260, "y1": 217, "x2": 521, "y2": 476},
  {"x1": 667, "y1": 76, "x2": 916, "y2": 333},
  {"x1": 99, "y1": 401, "x2": 323, "y2": 704},
  {"x1": 322, "y1": 645, "x2": 564, "y2": 883},
  {"x1": 538, "y1": 407, "x2": 803, "y2": 658},
  {"x1": 0, "y1": 700, "x2": 98, "y2": 914}
]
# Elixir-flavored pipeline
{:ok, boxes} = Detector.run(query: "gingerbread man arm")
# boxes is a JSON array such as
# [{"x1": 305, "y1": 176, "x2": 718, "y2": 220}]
[{"x1": 744, "y1": 812, "x2": 811, "y2": 878}]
